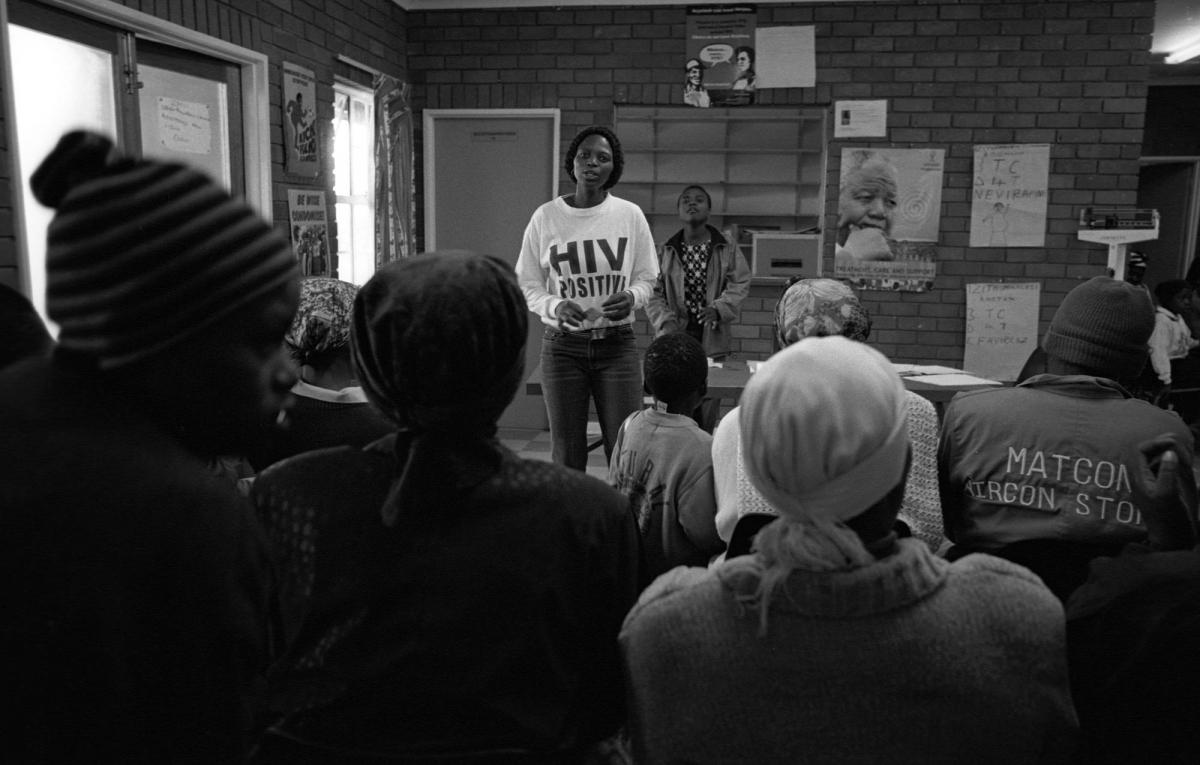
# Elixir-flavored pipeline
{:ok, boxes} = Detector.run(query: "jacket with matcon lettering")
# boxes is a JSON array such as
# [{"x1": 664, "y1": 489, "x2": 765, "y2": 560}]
[
  {"x1": 938, "y1": 374, "x2": 1196, "y2": 550},
  {"x1": 645, "y1": 226, "x2": 750, "y2": 358}
]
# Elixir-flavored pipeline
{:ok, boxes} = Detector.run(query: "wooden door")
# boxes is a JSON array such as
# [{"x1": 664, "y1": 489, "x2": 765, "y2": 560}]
[{"x1": 424, "y1": 109, "x2": 559, "y2": 431}]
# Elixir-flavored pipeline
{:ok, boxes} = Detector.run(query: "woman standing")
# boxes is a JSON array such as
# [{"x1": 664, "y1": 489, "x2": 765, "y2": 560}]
[{"x1": 516, "y1": 125, "x2": 659, "y2": 470}]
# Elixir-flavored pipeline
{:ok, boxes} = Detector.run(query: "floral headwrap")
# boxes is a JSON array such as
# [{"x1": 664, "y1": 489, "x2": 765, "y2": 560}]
[
  {"x1": 774, "y1": 278, "x2": 872, "y2": 348},
  {"x1": 285, "y1": 277, "x2": 358, "y2": 366}
]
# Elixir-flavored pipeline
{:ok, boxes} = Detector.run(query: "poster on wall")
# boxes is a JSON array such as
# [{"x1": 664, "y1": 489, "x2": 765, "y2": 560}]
[
  {"x1": 963, "y1": 282, "x2": 1041, "y2": 382},
  {"x1": 685, "y1": 5, "x2": 757, "y2": 107},
  {"x1": 834, "y1": 147, "x2": 946, "y2": 292},
  {"x1": 282, "y1": 62, "x2": 318, "y2": 177},
  {"x1": 970, "y1": 144, "x2": 1050, "y2": 248},
  {"x1": 288, "y1": 189, "x2": 330, "y2": 276}
]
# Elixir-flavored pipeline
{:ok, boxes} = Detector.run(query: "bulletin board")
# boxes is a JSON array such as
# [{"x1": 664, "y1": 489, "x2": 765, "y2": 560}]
[{"x1": 963, "y1": 282, "x2": 1040, "y2": 382}]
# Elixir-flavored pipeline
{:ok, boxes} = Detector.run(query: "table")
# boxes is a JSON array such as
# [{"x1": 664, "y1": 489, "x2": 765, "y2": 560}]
[{"x1": 525, "y1": 359, "x2": 1003, "y2": 408}]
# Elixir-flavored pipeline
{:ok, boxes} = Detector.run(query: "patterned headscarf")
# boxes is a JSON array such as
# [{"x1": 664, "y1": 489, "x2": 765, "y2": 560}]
[
  {"x1": 774, "y1": 278, "x2": 871, "y2": 348},
  {"x1": 286, "y1": 277, "x2": 358, "y2": 366},
  {"x1": 351, "y1": 251, "x2": 528, "y2": 526}
]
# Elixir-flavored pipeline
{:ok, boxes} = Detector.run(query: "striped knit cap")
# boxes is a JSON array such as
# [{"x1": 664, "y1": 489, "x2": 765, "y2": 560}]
[{"x1": 31, "y1": 130, "x2": 297, "y2": 370}]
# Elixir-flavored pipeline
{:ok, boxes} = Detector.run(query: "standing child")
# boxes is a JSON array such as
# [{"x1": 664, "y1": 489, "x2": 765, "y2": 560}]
[
  {"x1": 609, "y1": 332, "x2": 723, "y2": 578},
  {"x1": 1150, "y1": 279, "x2": 1200, "y2": 423}
]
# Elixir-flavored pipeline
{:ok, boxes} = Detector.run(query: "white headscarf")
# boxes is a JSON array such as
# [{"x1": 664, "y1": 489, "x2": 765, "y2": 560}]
[{"x1": 737, "y1": 336, "x2": 909, "y2": 627}]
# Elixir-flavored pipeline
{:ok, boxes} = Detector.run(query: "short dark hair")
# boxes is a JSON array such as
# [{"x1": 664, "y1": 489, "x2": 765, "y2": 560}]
[
  {"x1": 564, "y1": 125, "x2": 624, "y2": 189},
  {"x1": 677, "y1": 185, "x2": 712, "y2": 207},
  {"x1": 1155, "y1": 279, "x2": 1191, "y2": 308},
  {"x1": 0, "y1": 283, "x2": 53, "y2": 370},
  {"x1": 644, "y1": 332, "x2": 707, "y2": 404}
]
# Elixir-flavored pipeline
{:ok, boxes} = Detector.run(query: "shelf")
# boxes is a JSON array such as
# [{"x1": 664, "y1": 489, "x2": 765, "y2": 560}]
[
  {"x1": 616, "y1": 104, "x2": 827, "y2": 253},
  {"x1": 622, "y1": 148, "x2": 821, "y2": 155}
]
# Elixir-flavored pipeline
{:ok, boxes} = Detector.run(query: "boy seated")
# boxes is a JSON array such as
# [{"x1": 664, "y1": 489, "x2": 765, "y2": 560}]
[{"x1": 608, "y1": 332, "x2": 723, "y2": 578}]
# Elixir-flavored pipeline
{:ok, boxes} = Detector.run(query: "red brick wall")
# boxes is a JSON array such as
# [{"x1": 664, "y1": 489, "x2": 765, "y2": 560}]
[
  {"x1": 0, "y1": 0, "x2": 407, "y2": 289},
  {"x1": 408, "y1": 0, "x2": 1155, "y2": 367}
]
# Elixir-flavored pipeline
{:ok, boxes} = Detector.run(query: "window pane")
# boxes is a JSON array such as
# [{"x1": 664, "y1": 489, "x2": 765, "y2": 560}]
[
  {"x1": 10, "y1": 24, "x2": 118, "y2": 328},
  {"x1": 332, "y1": 83, "x2": 376, "y2": 284},
  {"x1": 352, "y1": 202, "x2": 374, "y2": 286}
]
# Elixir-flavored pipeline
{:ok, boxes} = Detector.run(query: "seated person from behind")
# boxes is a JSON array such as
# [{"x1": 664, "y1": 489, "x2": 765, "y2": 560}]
[
  {"x1": 939, "y1": 275, "x2": 1197, "y2": 601},
  {"x1": 1066, "y1": 434, "x2": 1200, "y2": 765},
  {"x1": 1148, "y1": 279, "x2": 1200, "y2": 420},
  {"x1": 620, "y1": 337, "x2": 1077, "y2": 764},
  {"x1": 609, "y1": 332, "x2": 723, "y2": 579},
  {"x1": 713, "y1": 277, "x2": 944, "y2": 556},
  {"x1": 251, "y1": 251, "x2": 642, "y2": 763},
  {"x1": 0, "y1": 282, "x2": 53, "y2": 371},
  {"x1": 248, "y1": 276, "x2": 392, "y2": 470}
]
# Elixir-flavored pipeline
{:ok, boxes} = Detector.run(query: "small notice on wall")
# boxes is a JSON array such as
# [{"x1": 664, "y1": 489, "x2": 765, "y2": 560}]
[
  {"x1": 288, "y1": 189, "x2": 330, "y2": 277},
  {"x1": 963, "y1": 282, "x2": 1041, "y2": 382},
  {"x1": 833, "y1": 100, "x2": 887, "y2": 138},
  {"x1": 970, "y1": 144, "x2": 1050, "y2": 248},
  {"x1": 157, "y1": 97, "x2": 212, "y2": 155}
]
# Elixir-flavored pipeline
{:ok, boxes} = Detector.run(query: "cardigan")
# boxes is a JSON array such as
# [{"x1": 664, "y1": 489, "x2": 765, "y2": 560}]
[{"x1": 620, "y1": 539, "x2": 1077, "y2": 764}]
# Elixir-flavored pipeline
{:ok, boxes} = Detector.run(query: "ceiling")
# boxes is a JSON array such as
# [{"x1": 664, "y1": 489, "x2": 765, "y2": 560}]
[{"x1": 396, "y1": 0, "x2": 1200, "y2": 62}]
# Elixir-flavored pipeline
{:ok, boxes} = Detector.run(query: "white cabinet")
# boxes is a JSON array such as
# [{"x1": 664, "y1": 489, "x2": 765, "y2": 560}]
[{"x1": 616, "y1": 105, "x2": 826, "y2": 280}]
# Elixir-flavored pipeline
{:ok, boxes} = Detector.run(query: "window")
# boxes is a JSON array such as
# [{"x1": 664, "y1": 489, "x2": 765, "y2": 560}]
[
  {"x1": 3, "y1": 0, "x2": 268, "y2": 322},
  {"x1": 332, "y1": 82, "x2": 375, "y2": 285}
]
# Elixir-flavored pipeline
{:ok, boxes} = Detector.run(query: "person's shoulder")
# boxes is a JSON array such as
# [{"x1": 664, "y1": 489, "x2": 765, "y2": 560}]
[
  {"x1": 255, "y1": 443, "x2": 393, "y2": 501},
  {"x1": 946, "y1": 552, "x2": 1063, "y2": 613},
  {"x1": 620, "y1": 564, "x2": 719, "y2": 633},
  {"x1": 502, "y1": 452, "x2": 629, "y2": 512}
]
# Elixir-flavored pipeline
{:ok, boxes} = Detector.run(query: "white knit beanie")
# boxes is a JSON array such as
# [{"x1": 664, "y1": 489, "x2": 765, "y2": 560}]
[{"x1": 739, "y1": 335, "x2": 909, "y2": 526}]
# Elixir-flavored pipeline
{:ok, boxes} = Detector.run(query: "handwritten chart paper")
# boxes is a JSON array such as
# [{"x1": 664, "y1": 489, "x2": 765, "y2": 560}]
[
  {"x1": 970, "y1": 144, "x2": 1050, "y2": 248},
  {"x1": 157, "y1": 98, "x2": 211, "y2": 155},
  {"x1": 963, "y1": 282, "x2": 1040, "y2": 382}
]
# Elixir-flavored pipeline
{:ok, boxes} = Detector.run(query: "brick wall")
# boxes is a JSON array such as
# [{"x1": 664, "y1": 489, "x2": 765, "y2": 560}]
[
  {"x1": 407, "y1": 0, "x2": 1155, "y2": 367},
  {"x1": 0, "y1": 0, "x2": 407, "y2": 289}
]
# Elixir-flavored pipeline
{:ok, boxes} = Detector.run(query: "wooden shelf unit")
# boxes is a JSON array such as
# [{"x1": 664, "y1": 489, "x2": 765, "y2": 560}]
[{"x1": 615, "y1": 106, "x2": 827, "y2": 269}]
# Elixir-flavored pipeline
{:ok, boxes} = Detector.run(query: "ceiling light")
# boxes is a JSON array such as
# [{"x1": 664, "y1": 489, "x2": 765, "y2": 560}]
[{"x1": 1165, "y1": 36, "x2": 1200, "y2": 64}]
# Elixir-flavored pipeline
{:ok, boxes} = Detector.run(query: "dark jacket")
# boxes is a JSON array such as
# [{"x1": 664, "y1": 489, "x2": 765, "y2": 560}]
[
  {"x1": 645, "y1": 225, "x2": 751, "y2": 358},
  {"x1": 0, "y1": 356, "x2": 275, "y2": 763}
]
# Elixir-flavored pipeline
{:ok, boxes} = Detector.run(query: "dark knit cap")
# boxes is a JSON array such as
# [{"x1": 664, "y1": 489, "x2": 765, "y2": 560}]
[
  {"x1": 1042, "y1": 276, "x2": 1154, "y2": 378},
  {"x1": 31, "y1": 130, "x2": 297, "y2": 370}
]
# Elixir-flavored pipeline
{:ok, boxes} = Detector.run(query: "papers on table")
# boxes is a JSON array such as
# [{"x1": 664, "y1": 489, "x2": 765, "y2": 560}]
[
  {"x1": 891, "y1": 363, "x2": 1002, "y2": 388},
  {"x1": 747, "y1": 360, "x2": 762, "y2": 374},
  {"x1": 891, "y1": 363, "x2": 966, "y2": 376},
  {"x1": 912, "y1": 373, "x2": 1003, "y2": 388}
]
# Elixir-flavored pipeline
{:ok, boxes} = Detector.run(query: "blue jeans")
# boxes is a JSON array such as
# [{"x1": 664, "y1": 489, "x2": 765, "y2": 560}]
[{"x1": 541, "y1": 326, "x2": 642, "y2": 470}]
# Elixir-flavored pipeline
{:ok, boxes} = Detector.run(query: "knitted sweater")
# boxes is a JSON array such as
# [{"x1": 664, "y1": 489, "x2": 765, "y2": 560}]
[
  {"x1": 620, "y1": 539, "x2": 1077, "y2": 764},
  {"x1": 252, "y1": 438, "x2": 642, "y2": 757}
]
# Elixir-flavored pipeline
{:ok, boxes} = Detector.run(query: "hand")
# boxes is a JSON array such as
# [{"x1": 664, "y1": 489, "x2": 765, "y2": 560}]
[
  {"x1": 601, "y1": 290, "x2": 633, "y2": 321},
  {"x1": 1131, "y1": 435, "x2": 1197, "y2": 551},
  {"x1": 701, "y1": 305, "x2": 721, "y2": 330},
  {"x1": 555, "y1": 299, "x2": 586, "y2": 330}
]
